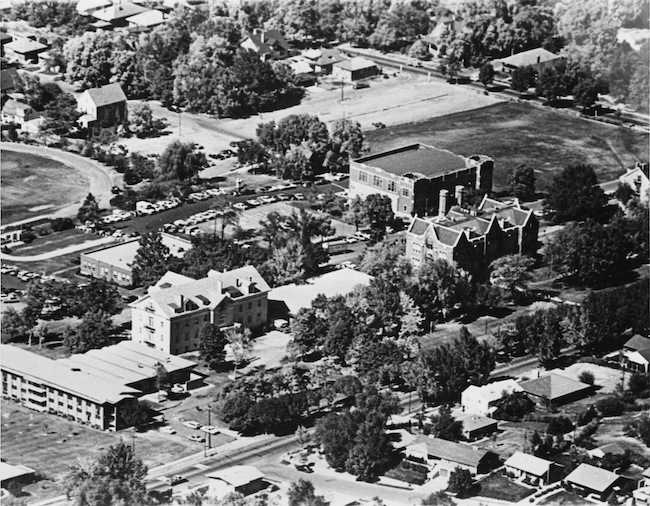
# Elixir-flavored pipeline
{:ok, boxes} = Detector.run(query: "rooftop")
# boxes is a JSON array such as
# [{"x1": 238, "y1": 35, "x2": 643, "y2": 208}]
[
  {"x1": 0, "y1": 462, "x2": 35, "y2": 482},
  {"x1": 463, "y1": 379, "x2": 523, "y2": 404},
  {"x1": 504, "y1": 452, "x2": 553, "y2": 477},
  {"x1": 1, "y1": 68, "x2": 23, "y2": 92},
  {"x1": 5, "y1": 37, "x2": 47, "y2": 54},
  {"x1": 334, "y1": 56, "x2": 376, "y2": 72},
  {"x1": 82, "y1": 83, "x2": 127, "y2": 108},
  {"x1": 92, "y1": 2, "x2": 148, "y2": 21},
  {"x1": 495, "y1": 47, "x2": 563, "y2": 68},
  {"x1": 0, "y1": 344, "x2": 139, "y2": 404},
  {"x1": 564, "y1": 463, "x2": 619, "y2": 493},
  {"x1": 268, "y1": 267, "x2": 373, "y2": 315},
  {"x1": 126, "y1": 9, "x2": 167, "y2": 27},
  {"x1": 457, "y1": 414, "x2": 497, "y2": 433},
  {"x1": 206, "y1": 465, "x2": 264, "y2": 487},
  {"x1": 624, "y1": 335, "x2": 650, "y2": 351},
  {"x1": 76, "y1": 0, "x2": 111, "y2": 14},
  {"x1": 520, "y1": 373, "x2": 592, "y2": 402},
  {"x1": 84, "y1": 239, "x2": 140, "y2": 271},
  {"x1": 409, "y1": 436, "x2": 489, "y2": 468},
  {"x1": 355, "y1": 144, "x2": 468, "y2": 178}
]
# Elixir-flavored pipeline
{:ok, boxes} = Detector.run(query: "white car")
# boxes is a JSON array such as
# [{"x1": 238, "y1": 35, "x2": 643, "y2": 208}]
[
  {"x1": 232, "y1": 203, "x2": 248, "y2": 211},
  {"x1": 206, "y1": 188, "x2": 223, "y2": 197},
  {"x1": 345, "y1": 235, "x2": 359, "y2": 244},
  {"x1": 160, "y1": 426, "x2": 176, "y2": 434},
  {"x1": 203, "y1": 210, "x2": 219, "y2": 219},
  {"x1": 284, "y1": 183, "x2": 297, "y2": 189},
  {"x1": 259, "y1": 195, "x2": 276, "y2": 204},
  {"x1": 246, "y1": 199, "x2": 261, "y2": 207},
  {"x1": 182, "y1": 421, "x2": 202, "y2": 429},
  {"x1": 293, "y1": 193, "x2": 305, "y2": 201},
  {"x1": 200, "y1": 425, "x2": 220, "y2": 435}
]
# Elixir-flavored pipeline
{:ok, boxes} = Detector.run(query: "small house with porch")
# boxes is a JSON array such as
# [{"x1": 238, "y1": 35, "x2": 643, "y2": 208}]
[
  {"x1": 404, "y1": 436, "x2": 497, "y2": 477},
  {"x1": 504, "y1": 452, "x2": 560, "y2": 486}
]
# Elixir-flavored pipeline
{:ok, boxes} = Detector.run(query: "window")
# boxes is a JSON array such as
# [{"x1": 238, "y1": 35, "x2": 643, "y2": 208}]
[
  {"x1": 358, "y1": 170, "x2": 368, "y2": 183},
  {"x1": 401, "y1": 188, "x2": 410, "y2": 197},
  {"x1": 372, "y1": 175, "x2": 382, "y2": 188},
  {"x1": 248, "y1": 302, "x2": 252, "y2": 309},
  {"x1": 257, "y1": 300, "x2": 261, "y2": 307},
  {"x1": 203, "y1": 315, "x2": 208, "y2": 322},
  {"x1": 387, "y1": 181, "x2": 396, "y2": 192}
]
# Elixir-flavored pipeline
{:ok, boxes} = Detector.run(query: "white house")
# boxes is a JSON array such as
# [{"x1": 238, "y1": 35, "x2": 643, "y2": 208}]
[
  {"x1": 206, "y1": 466, "x2": 265, "y2": 500},
  {"x1": 77, "y1": 82, "x2": 127, "y2": 130},
  {"x1": 130, "y1": 266, "x2": 270, "y2": 355},
  {"x1": 504, "y1": 452, "x2": 557, "y2": 486},
  {"x1": 461, "y1": 379, "x2": 523, "y2": 416},
  {"x1": 619, "y1": 163, "x2": 649, "y2": 203}
]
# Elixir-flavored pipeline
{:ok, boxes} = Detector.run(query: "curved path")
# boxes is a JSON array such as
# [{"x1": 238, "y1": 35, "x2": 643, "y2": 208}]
[
  {"x1": 0, "y1": 236, "x2": 115, "y2": 262},
  {"x1": 1, "y1": 143, "x2": 120, "y2": 225}
]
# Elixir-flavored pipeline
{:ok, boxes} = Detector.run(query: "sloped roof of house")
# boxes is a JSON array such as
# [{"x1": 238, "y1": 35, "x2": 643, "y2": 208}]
[
  {"x1": 2, "y1": 98, "x2": 33, "y2": 115},
  {"x1": 5, "y1": 37, "x2": 47, "y2": 54},
  {"x1": 564, "y1": 463, "x2": 619, "y2": 493},
  {"x1": 494, "y1": 48, "x2": 563, "y2": 69},
  {"x1": 0, "y1": 31, "x2": 12, "y2": 43},
  {"x1": 624, "y1": 335, "x2": 650, "y2": 351},
  {"x1": 408, "y1": 217, "x2": 431, "y2": 236},
  {"x1": 126, "y1": 9, "x2": 166, "y2": 27},
  {"x1": 588, "y1": 442, "x2": 626, "y2": 459},
  {"x1": 92, "y1": 2, "x2": 148, "y2": 21},
  {"x1": 314, "y1": 49, "x2": 346, "y2": 66},
  {"x1": 520, "y1": 373, "x2": 591, "y2": 401},
  {"x1": 408, "y1": 436, "x2": 489, "y2": 468},
  {"x1": 77, "y1": 0, "x2": 112, "y2": 14},
  {"x1": 83, "y1": 83, "x2": 127, "y2": 107},
  {"x1": 0, "y1": 462, "x2": 35, "y2": 482},
  {"x1": 242, "y1": 29, "x2": 289, "y2": 55},
  {"x1": 504, "y1": 452, "x2": 553, "y2": 477},
  {"x1": 628, "y1": 348, "x2": 650, "y2": 365},
  {"x1": 458, "y1": 414, "x2": 498, "y2": 433},
  {"x1": 206, "y1": 465, "x2": 264, "y2": 487},
  {"x1": 334, "y1": 56, "x2": 377, "y2": 72},
  {"x1": 463, "y1": 379, "x2": 523, "y2": 404}
]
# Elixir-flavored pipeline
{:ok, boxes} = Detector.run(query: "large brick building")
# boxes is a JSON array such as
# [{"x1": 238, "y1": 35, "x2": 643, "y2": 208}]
[
  {"x1": 130, "y1": 266, "x2": 270, "y2": 355},
  {"x1": 405, "y1": 196, "x2": 538, "y2": 277},
  {"x1": 349, "y1": 143, "x2": 493, "y2": 218}
]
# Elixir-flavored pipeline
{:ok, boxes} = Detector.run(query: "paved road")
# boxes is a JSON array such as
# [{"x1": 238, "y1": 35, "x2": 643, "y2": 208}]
[{"x1": 2, "y1": 143, "x2": 119, "y2": 225}]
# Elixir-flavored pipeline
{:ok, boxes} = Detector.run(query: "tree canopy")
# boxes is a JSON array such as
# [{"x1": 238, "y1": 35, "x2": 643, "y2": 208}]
[{"x1": 545, "y1": 164, "x2": 608, "y2": 223}]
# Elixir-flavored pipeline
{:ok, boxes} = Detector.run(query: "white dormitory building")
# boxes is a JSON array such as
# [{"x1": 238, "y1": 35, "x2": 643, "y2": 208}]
[{"x1": 130, "y1": 266, "x2": 270, "y2": 355}]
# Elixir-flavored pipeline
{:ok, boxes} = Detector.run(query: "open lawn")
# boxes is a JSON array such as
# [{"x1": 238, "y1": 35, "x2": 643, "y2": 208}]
[
  {"x1": 365, "y1": 102, "x2": 650, "y2": 191},
  {"x1": 538, "y1": 490, "x2": 587, "y2": 505},
  {"x1": 9, "y1": 229, "x2": 101, "y2": 257},
  {"x1": 474, "y1": 472, "x2": 535, "y2": 502},
  {"x1": 1, "y1": 150, "x2": 89, "y2": 224},
  {"x1": 0, "y1": 400, "x2": 198, "y2": 502}
]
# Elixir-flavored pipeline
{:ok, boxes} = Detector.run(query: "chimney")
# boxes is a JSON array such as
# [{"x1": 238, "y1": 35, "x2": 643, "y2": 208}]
[
  {"x1": 537, "y1": 55, "x2": 540, "y2": 64},
  {"x1": 455, "y1": 185, "x2": 465, "y2": 207},
  {"x1": 217, "y1": 280, "x2": 223, "y2": 294},
  {"x1": 438, "y1": 189, "x2": 448, "y2": 218},
  {"x1": 178, "y1": 294, "x2": 184, "y2": 309}
]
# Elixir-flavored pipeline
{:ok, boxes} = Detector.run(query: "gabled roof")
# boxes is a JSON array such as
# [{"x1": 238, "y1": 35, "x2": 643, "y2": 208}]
[
  {"x1": 92, "y1": 2, "x2": 148, "y2": 21},
  {"x1": 494, "y1": 48, "x2": 563, "y2": 69},
  {"x1": 0, "y1": 69, "x2": 23, "y2": 93},
  {"x1": 564, "y1": 463, "x2": 619, "y2": 493},
  {"x1": 628, "y1": 348, "x2": 650, "y2": 364},
  {"x1": 77, "y1": 0, "x2": 111, "y2": 14},
  {"x1": 588, "y1": 442, "x2": 626, "y2": 459},
  {"x1": 408, "y1": 436, "x2": 489, "y2": 468},
  {"x1": 334, "y1": 56, "x2": 377, "y2": 72},
  {"x1": 242, "y1": 29, "x2": 289, "y2": 55},
  {"x1": 206, "y1": 465, "x2": 264, "y2": 487},
  {"x1": 463, "y1": 379, "x2": 523, "y2": 404},
  {"x1": 0, "y1": 462, "x2": 35, "y2": 482},
  {"x1": 504, "y1": 452, "x2": 553, "y2": 477},
  {"x1": 458, "y1": 414, "x2": 498, "y2": 433},
  {"x1": 408, "y1": 217, "x2": 430, "y2": 236},
  {"x1": 126, "y1": 9, "x2": 166, "y2": 27},
  {"x1": 520, "y1": 373, "x2": 591, "y2": 401},
  {"x1": 314, "y1": 49, "x2": 346, "y2": 66},
  {"x1": 0, "y1": 32, "x2": 12, "y2": 43},
  {"x1": 2, "y1": 98, "x2": 33, "y2": 115},
  {"x1": 82, "y1": 83, "x2": 127, "y2": 107},
  {"x1": 431, "y1": 224, "x2": 462, "y2": 247},
  {"x1": 624, "y1": 335, "x2": 650, "y2": 351},
  {"x1": 5, "y1": 38, "x2": 47, "y2": 54}
]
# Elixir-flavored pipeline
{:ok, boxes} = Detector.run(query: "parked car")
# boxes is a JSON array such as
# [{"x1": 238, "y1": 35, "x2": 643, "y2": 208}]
[
  {"x1": 276, "y1": 193, "x2": 290, "y2": 201},
  {"x1": 259, "y1": 195, "x2": 276, "y2": 204},
  {"x1": 232, "y1": 203, "x2": 248, "y2": 211},
  {"x1": 182, "y1": 421, "x2": 202, "y2": 429},
  {"x1": 293, "y1": 193, "x2": 305, "y2": 201},
  {"x1": 353, "y1": 82, "x2": 369, "y2": 89},
  {"x1": 160, "y1": 426, "x2": 177, "y2": 434},
  {"x1": 200, "y1": 425, "x2": 220, "y2": 435},
  {"x1": 188, "y1": 435, "x2": 205, "y2": 443}
]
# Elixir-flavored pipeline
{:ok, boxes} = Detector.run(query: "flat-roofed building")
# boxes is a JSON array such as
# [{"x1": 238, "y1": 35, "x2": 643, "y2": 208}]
[
  {"x1": 406, "y1": 196, "x2": 538, "y2": 277},
  {"x1": 4, "y1": 37, "x2": 47, "y2": 64},
  {"x1": 0, "y1": 344, "x2": 140, "y2": 431},
  {"x1": 350, "y1": 143, "x2": 493, "y2": 218},
  {"x1": 0, "y1": 462, "x2": 36, "y2": 489},
  {"x1": 130, "y1": 266, "x2": 270, "y2": 355},
  {"x1": 80, "y1": 233, "x2": 192, "y2": 286},
  {"x1": 207, "y1": 466, "x2": 265, "y2": 500}
]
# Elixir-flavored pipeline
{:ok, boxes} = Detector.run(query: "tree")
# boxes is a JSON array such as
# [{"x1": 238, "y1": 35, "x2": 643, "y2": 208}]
[
  {"x1": 63, "y1": 310, "x2": 113, "y2": 353},
  {"x1": 596, "y1": 396, "x2": 625, "y2": 417},
  {"x1": 74, "y1": 278, "x2": 121, "y2": 316},
  {"x1": 421, "y1": 491, "x2": 455, "y2": 506},
  {"x1": 158, "y1": 141, "x2": 207, "y2": 181},
  {"x1": 327, "y1": 119, "x2": 365, "y2": 171},
  {"x1": 578, "y1": 371, "x2": 595, "y2": 386},
  {"x1": 368, "y1": 3, "x2": 430, "y2": 50},
  {"x1": 409, "y1": 39, "x2": 430, "y2": 60},
  {"x1": 288, "y1": 308, "x2": 328, "y2": 359},
  {"x1": 287, "y1": 479, "x2": 329, "y2": 506},
  {"x1": 510, "y1": 65, "x2": 537, "y2": 93},
  {"x1": 545, "y1": 164, "x2": 608, "y2": 223},
  {"x1": 155, "y1": 362, "x2": 171, "y2": 393},
  {"x1": 492, "y1": 391, "x2": 534, "y2": 421},
  {"x1": 447, "y1": 467, "x2": 473, "y2": 498},
  {"x1": 429, "y1": 405, "x2": 463, "y2": 441},
  {"x1": 128, "y1": 102, "x2": 167, "y2": 137},
  {"x1": 478, "y1": 62, "x2": 495, "y2": 88},
  {"x1": 264, "y1": 239, "x2": 306, "y2": 286},
  {"x1": 362, "y1": 194, "x2": 395, "y2": 243},
  {"x1": 507, "y1": 164, "x2": 536, "y2": 201},
  {"x1": 284, "y1": 209, "x2": 333, "y2": 275},
  {"x1": 132, "y1": 231, "x2": 171, "y2": 288},
  {"x1": 1, "y1": 308, "x2": 30, "y2": 343},
  {"x1": 226, "y1": 327, "x2": 253, "y2": 370},
  {"x1": 359, "y1": 239, "x2": 412, "y2": 282},
  {"x1": 198, "y1": 324, "x2": 228, "y2": 370},
  {"x1": 64, "y1": 30, "x2": 116, "y2": 88},
  {"x1": 573, "y1": 78, "x2": 609, "y2": 109},
  {"x1": 614, "y1": 182, "x2": 636, "y2": 205},
  {"x1": 77, "y1": 193, "x2": 100, "y2": 224},
  {"x1": 489, "y1": 254, "x2": 535, "y2": 300}
]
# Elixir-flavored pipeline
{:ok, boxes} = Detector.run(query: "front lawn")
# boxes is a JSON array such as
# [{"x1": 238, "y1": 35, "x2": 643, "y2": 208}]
[
  {"x1": 538, "y1": 490, "x2": 586, "y2": 505},
  {"x1": 8, "y1": 229, "x2": 105, "y2": 257},
  {"x1": 474, "y1": 472, "x2": 535, "y2": 502}
]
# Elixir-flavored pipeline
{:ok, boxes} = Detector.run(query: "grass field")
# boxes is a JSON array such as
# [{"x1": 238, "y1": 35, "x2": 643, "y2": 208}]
[
  {"x1": 538, "y1": 490, "x2": 586, "y2": 505},
  {"x1": 9, "y1": 229, "x2": 99, "y2": 257},
  {"x1": 475, "y1": 473, "x2": 535, "y2": 502},
  {"x1": 1, "y1": 150, "x2": 89, "y2": 224},
  {"x1": 365, "y1": 102, "x2": 650, "y2": 191}
]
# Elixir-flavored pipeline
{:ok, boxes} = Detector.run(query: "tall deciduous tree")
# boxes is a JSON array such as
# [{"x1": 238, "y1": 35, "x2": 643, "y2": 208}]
[
  {"x1": 158, "y1": 141, "x2": 206, "y2": 181},
  {"x1": 429, "y1": 405, "x2": 463, "y2": 441},
  {"x1": 489, "y1": 254, "x2": 535, "y2": 300},
  {"x1": 198, "y1": 323, "x2": 228, "y2": 370},
  {"x1": 63, "y1": 310, "x2": 113, "y2": 353},
  {"x1": 42, "y1": 92, "x2": 81, "y2": 137},
  {"x1": 1, "y1": 308, "x2": 29, "y2": 343},
  {"x1": 77, "y1": 193, "x2": 100, "y2": 224},
  {"x1": 545, "y1": 164, "x2": 607, "y2": 223},
  {"x1": 507, "y1": 164, "x2": 536, "y2": 201},
  {"x1": 510, "y1": 65, "x2": 537, "y2": 93},
  {"x1": 288, "y1": 479, "x2": 329, "y2": 506},
  {"x1": 478, "y1": 62, "x2": 495, "y2": 88},
  {"x1": 132, "y1": 231, "x2": 171, "y2": 288}
]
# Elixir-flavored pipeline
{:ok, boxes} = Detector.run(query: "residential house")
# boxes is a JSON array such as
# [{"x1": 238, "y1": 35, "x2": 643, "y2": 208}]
[
  {"x1": 504, "y1": 452, "x2": 561, "y2": 486},
  {"x1": 461, "y1": 379, "x2": 524, "y2": 416},
  {"x1": 563, "y1": 463, "x2": 621, "y2": 501},
  {"x1": 633, "y1": 467, "x2": 650, "y2": 505},
  {"x1": 404, "y1": 436, "x2": 498, "y2": 477},
  {"x1": 130, "y1": 266, "x2": 270, "y2": 355},
  {"x1": 332, "y1": 57, "x2": 379, "y2": 82},
  {"x1": 4, "y1": 37, "x2": 48, "y2": 64},
  {"x1": 623, "y1": 348, "x2": 650, "y2": 373},
  {"x1": 350, "y1": 143, "x2": 494, "y2": 218},
  {"x1": 520, "y1": 373, "x2": 593, "y2": 406},
  {"x1": 206, "y1": 466, "x2": 265, "y2": 500},
  {"x1": 240, "y1": 29, "x2": 290, "y2": 61},
  {"x1": 1, "y1": 68, "x2": 23, "y2": 96},
  {"x1": 587, "y1": 442, "x2": 627, "y2": 460},
  {"x1": 421, "y1": 8, "x2": 463, "y2": 57},
  {"x1": 303, "y1": 48, "x2": 346, "y2": 74},
  {"x1": 76, "y1": 0, "x2": 112, "y2": 15},
  {"x1": 126, "y1": 9, "x2": 168, "y2": 32},
  {"x1": 1, "y1": 344, "x2": 140, "y2": 431},
  {"x1": 456, "y1": 413, "x2": 498, "y2": 441},
  {"x1": 619, "y1": 163, "x2": 650, "y2": 203},
  {"x1": 80, "y1": 233, "x2": 192, "y2": 286},
  {"x1": 0, "y1": 462, "x2": 36, "y2": 490},
  {"x1": 493, "y1": 48, "x2": 565, "y2": 75},
  {"x1": 405, "y1": 195, "x2": 538, "y2": 278},
  {"x1": 1, "y1": 98, "x2": 39, "y2": 126},
  {"x1": 77, "y1": 82, "x2": 127, "y2": 130},
  {"x1": 91, "y1": 2, "x2": 148, "y2": 28},
  {"x1": 0, "y1": 31, "x2": 12, "y2": 56}
]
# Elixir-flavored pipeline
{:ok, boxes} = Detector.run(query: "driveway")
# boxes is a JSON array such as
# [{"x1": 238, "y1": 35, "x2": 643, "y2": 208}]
[{"x1": 1, "y1": 143, "x2": 119, "y2": 224}]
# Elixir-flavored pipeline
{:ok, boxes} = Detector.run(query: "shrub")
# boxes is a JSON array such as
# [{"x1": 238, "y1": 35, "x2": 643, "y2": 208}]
[
  {"x1": 577, "y1": 405, "x2": 598, "y2": 426},
  {"x1": 578, "y1": 371, "x2": 595, "y2": 385},
  {"x1": 21, "y1": 230, "x2": 36, "y2": 243},
  {"x1": 547, "y1": 416, "x2": 574, "y2": 435},
  {"x1": 596, "y1": 396, "x2": 626, "y2": 417},
  {"x1": 51, "y1": 217, "x2": 75, "y2": 232}
]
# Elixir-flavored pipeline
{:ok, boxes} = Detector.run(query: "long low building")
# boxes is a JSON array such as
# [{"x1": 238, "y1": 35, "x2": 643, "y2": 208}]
[{"x1": 0, "y1": 341, "x2": 202, "y2": 430}]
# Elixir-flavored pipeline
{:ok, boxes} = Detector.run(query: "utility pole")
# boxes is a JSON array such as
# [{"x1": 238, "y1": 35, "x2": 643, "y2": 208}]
[
  {"x1": 178, "y1": 108, "x2": 181, "y2": 136},
  {"x1": 131, "y1": 434, "x2": 136, "y2": 452},
  {"x1": 340, "y1": 80, "x2": 344, "y2": 102},
  {"x1": 207, "y1": 407, "x2": 211, "y2": 450}
]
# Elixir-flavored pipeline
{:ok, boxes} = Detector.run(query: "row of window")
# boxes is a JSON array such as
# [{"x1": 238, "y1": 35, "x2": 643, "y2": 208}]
[{"x1": 357, "y1": 170, "x2": 409, "y2": 195}]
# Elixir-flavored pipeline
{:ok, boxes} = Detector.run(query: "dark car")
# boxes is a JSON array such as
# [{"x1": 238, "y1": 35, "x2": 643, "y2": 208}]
[{"x1": 353, "y1": 82, "x2": 369, "y2": 89}]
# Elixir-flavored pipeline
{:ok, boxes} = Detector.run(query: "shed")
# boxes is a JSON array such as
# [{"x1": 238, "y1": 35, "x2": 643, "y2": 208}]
[
  {"x1": 206, "y1": 466, "x2": 265, "y2": 500},
  {"x1": 564, "y1": 463, "x2": 621, "y2": 501}
]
